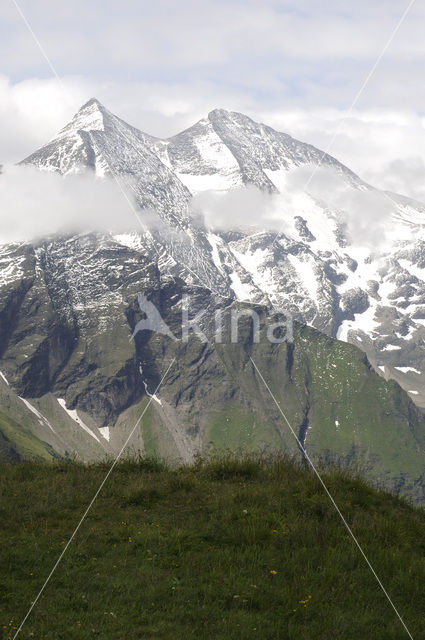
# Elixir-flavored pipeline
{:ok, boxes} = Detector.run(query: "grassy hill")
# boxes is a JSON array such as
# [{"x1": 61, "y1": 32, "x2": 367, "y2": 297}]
[{"x1": 0, "y1": 456, "x2": 424, "y2": 639}]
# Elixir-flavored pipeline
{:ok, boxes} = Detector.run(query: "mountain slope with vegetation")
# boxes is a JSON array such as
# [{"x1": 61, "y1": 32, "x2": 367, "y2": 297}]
[{"x1": 1, "y1": 280, "x2": 425, "y2": 503}]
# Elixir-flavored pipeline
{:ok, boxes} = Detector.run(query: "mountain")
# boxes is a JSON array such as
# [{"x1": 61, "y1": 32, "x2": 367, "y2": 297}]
[
  {"x1": 1, "y1": 264, "x2": 425, "y2": 501},
  {"x1": 1, "y1": 98, "x2": 425, "y2": 502},
  {"x1": 20, "y1": 99, "x2": 425, "y2": 410}
]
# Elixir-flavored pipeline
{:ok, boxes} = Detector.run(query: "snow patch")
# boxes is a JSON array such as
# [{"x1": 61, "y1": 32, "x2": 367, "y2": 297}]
[
  {"x1": 207, "y1": 233, "x2": 225, "y2": 274},
  {"x1": 139, "y1": 365, "x2": 162, "y2": 405},
  {"x1": 60, "y1": 100, "x2": 105, "y2": 135},
  {"x1": 0, "y1": 371, "x2": 9, "y2": 386},
  {"x1": 19, "y1": 397, "x2": 56, "y2": 433},
  {"x1": 229, "y1": 244, "x2": 275, "y2": 299},
  {"x1": 113, "y1": 232, "x2": 145, "y2": 251},
  {"x1": 57, "y1": 398, "x2": 100, "y2": 442},
  {"x1": 0, "y1": 251, "x2": 27, "y2": 288},
  {"x1": 99, "y1": 426, "x2": 110, "y2": 441},
  {"x1": 287, "y1": 254, "x2": 318, "y2": 305},
  {"x1": 231, "y1": 246, "x2": 269, "y2": 274},
  {"x1": 177, "y1": 173, "x2": 239, "y2": 194},
  {"x1": 394, "y1": 366, "x2": 421, "y2": 374},
  {"x1": 398, "y1": 258, "x2": 425, "y2": 281},
  {"x1": 229, "y1": 270, "x2": 253, "y2": 300},
  {"x1": 175, "y1": 120, "x2": 243, "y2": 194},
  {"x1": 337, "y1": 304, "x2": 380, "y2": 342},
  {"x1": 264, "y1": 168, "x2": 290, "y2": 192}
]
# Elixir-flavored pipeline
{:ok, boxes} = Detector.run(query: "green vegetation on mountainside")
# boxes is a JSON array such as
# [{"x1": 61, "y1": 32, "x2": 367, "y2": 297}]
[
  {"x1": 1, "y1": 289, "x2": 425, "y2": 503},
  {"x1": 0, "y1": 411, "x2": 55, "y2": 462}
]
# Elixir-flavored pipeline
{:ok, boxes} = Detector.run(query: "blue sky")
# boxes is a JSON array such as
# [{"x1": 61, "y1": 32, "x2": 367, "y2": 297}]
[{"x1": 1, "y1": 0, "x2": 425, "y2": 199}]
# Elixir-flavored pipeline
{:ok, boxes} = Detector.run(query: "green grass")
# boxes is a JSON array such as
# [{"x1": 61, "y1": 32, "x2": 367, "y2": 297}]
[
  {"x1": 0, "y1": 412, "x2": 54, "y2": 462},
  {"x1": 0, "y1": 456, "x2": 425, "y2": 639},
  {"x1": 206, "y1": 404, "x2": 282, "y2": 452}
]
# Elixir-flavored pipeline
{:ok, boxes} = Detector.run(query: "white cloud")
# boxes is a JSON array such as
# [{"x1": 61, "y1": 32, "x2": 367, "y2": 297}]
[
  {"x1": 366, "y1": 157, "x2": 425, "y2": 203},
  {"x1": 192, "y1": 166, "x2": 397, "y2": 249},
  {"x1": 2, "y1": 1, "x2": 424, "y2": 75},
  {"x1": 0, "y1": 75, "x2": 83, "y2": 163},
  {"x1": 191, "y1": 185, "x2": 279, "y2": 230},
  {"x1": 2, "y1": 0, "x2": 425, "y2": 114},
  {"x1": 0, "y1": 164, "x2": 137, "y2": 243},
  {"x1": 288, "y1": 165, "x2": 394, "y2": 247},
  {"x1": 260, "y1": 107, "x2": 425, "y2": 200}
]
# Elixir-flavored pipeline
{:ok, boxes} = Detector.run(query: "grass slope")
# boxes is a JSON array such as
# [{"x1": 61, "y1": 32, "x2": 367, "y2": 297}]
[
  {"x1": 0, "y1": 411, "x2": 55, "y2": 462},
  {"x1": 1, "y1": 457, "x2": 424, "y2": 639}
]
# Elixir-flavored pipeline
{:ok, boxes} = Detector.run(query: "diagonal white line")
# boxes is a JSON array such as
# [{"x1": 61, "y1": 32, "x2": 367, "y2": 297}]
[
  {"x1": 302, "y1": 0, "x2": 417, "y2": 192},
  {"x1": 11, "y1": 0, "x2": 223, "y2": 296},
  {"x1": 9, "y1": 0, "x2": 73, "y2": 105},
  {"x1": 9, "y1": 0, "x2": 164, "y2": 261},
  {"x1": 10, "y1": 1, "x2": 417, "y2": 637},
  {"x1": 249, "y1": 355, "x2": 414, "y2": 639},
  {"x1": 269, "y1": 0, "x2": 417, "y2": 246},
  {"x1": 12, "y1": 358, "x2": 176, "y2": 640}
]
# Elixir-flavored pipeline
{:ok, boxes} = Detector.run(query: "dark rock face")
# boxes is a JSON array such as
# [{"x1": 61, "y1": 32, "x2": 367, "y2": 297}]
[
  {"x1": 341, "y1": 288, "x2": 370, "y2": 318},
  {"x1": 294, "y1": 216, "x2": 316, "y2": 242},
  {"x1": 17, "y1": 100, "x2": 425, "y2": 398}
]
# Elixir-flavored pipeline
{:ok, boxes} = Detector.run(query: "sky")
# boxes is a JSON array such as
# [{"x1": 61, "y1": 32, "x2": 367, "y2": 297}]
[{"x1": 1, "y1": 0, "x2": 425, "y2": 199}]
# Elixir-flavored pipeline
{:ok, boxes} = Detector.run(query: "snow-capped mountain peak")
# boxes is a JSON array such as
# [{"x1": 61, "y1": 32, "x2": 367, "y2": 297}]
[
  {"x1": 15, "y1": 99, "x2": 425, "y2": 407},
  {"x1": 20, "y1": 97, "x2": 113, "y2": 175},
  {"x1": 59, "y1": 97, "x2": 107, "y2": 135}
]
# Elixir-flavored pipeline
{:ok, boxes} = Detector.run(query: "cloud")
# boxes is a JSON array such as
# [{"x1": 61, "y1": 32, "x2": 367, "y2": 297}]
[
  {"x1": 2, "y1": 1, "x2": 424, "y2": 78},
  {"x1": 0, "y1": 155, "x2": 404, "y2": 253},
  {"x1": 0, "y1": 164, "x2": 138, "y2": 243},
  {"x1": 2, "y1": 0, "x2": 425, "y2": 115},
  {"x1": 260, "y1": 107, "x2": 425, "y2": 200},
  {"x1": 191, "y1": 185, "x2": 279, "y2": 231},
  {"x1": 287, "y1": 165, "x2": 394, "y2": 247},
  {"x1": 191, "y1": 165, "x2": 396, "y2": 249},
  {"x1": 0, "y1": 75, "x2": 83, "y2": 163},
  {"x1": 366, "y1": 157, "x2": 425, "y2": 203}
]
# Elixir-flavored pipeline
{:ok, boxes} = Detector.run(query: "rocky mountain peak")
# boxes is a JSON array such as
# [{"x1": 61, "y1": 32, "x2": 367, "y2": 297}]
[
  {"x1": 79, "y1": 96, "x2": 105, "y2": 111},
  {"x1": 58, "y1": 97, "x2": 108, "y2": 136}
]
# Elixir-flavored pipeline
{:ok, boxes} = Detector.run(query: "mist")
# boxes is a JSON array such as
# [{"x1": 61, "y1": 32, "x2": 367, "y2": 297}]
[
  {"x1": 0, "y1": 164, "x2": 138, "y2": 243},
  {"x1": 292, "y1": 165, "x2": 395, "y2": 247},
  {"x1": 191, "y1": 185, "x2": 281, "y2": 231},
  {"x1": 191, "y1": 166, "x2": 396, "y2": 248},
  {"x1": 0, "y1": 162, "x2": 398, "y2": 250}
]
